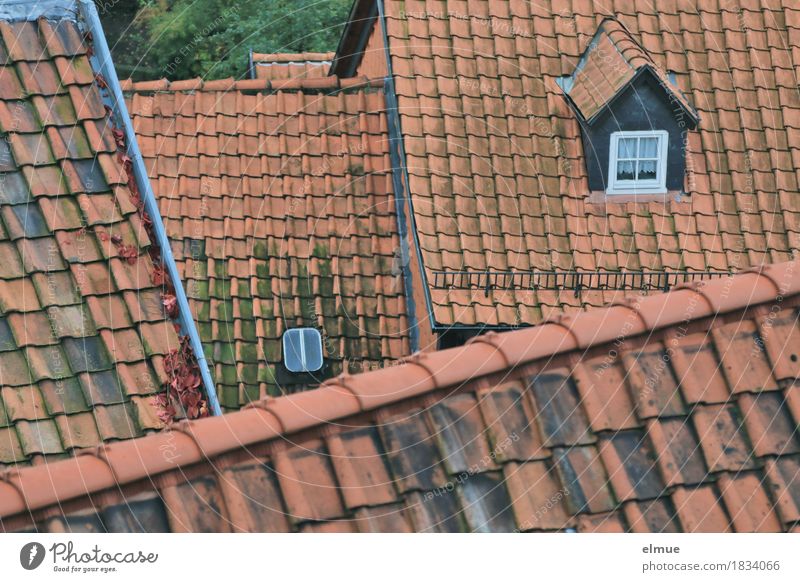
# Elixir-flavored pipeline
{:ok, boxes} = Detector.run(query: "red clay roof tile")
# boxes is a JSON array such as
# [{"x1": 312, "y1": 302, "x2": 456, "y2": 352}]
[
  {"x1": 273, "y1": 439, "x2": 346, "y2": 523},
  {"x1": 504, "y1": 461, "x2": 572, "y2": 531},
  {"x1": 477, "y1": 382, "x2": 547, "y2": 461},
  {"x1": 370, "y1": 2, "x2": 800, "y2": 328},
  {"x1": 648, "y1": 416, "x2": 707, "y2": 487},
  {"x1": 718, "y1": 472, "x2": 783, "y2": 533},
  {"x1": 1, "y1": 264, "x2": 800, "y2": 530},
  {"x1": 0, "y1": 12, "x2": 205, "y2": 467},
  {"x1": 218, "y1": 461, "x2": 290, "y2": 532},
  {"x1": 672, "y1": 485, "x2": 732, "y2": 533},
  {"x1": 327, "y1": 427, "x2": 397, "y2": 509},
  {"x1": 161, "y1": 475, "x2": 230, "y2": 533},
  {"x1": 124, "y1": 81, "x2": 408, "y2": 407}
]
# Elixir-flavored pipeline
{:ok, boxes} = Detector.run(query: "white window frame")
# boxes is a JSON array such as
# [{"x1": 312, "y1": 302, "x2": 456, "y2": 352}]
[{"x1": 606, "y1": 130, "x2": 669, "y2": 195}]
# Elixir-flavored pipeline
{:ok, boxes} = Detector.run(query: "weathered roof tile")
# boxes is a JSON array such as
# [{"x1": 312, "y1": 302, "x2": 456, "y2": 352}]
[
  {"x1": 2, "y1": 265, "x2": 800, "y2": 531},
  {"x1": 125, "y1": 81, "x2": 409, "y2": 406}
]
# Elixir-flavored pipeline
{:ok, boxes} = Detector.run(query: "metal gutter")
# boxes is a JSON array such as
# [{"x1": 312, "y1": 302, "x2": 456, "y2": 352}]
[
  {"x1": 376, "y1": 0, "x2": 438, "y2": 339},
  {"x1": 78, "y1": 0, "x2": 222, "y2": 416}
]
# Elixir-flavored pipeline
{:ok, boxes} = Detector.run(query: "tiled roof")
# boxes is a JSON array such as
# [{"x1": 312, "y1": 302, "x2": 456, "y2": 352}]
[
  {"x1": 2, "y1": 262, "x2": 799, "y2": 532},
  {"x1": 371, "y1": 0, "x2": 800, "y2": 327},
  {"x1": 123, "y1": 79, "x2": 411, "y2": 409},
  {"x1": 0, "y1": 17, "x2": 182, "y2": 466},
  {"x1": 250, "y1": 52, "x2": 333, "y2": 81},
  {"x1": 564, "y1": 18, "x2": 697, "y2": 124}
]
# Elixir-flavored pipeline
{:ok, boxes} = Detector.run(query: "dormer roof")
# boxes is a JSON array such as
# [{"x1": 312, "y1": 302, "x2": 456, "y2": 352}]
[{"x1": 563, "y1": 18, "x2": 699, "y2": 126}]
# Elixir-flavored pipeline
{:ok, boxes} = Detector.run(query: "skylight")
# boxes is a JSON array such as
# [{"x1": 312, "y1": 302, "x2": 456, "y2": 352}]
[{"x1": 282, "y1": 328, "x2": 324, "y2": 373}]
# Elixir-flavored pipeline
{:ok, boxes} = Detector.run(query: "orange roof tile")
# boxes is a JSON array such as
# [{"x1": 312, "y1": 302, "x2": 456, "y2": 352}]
[
  {"x1": 0, "y1": 16, "x2": 190, "y2": 466},
  {"x1": 123, "y1": 80, "x2": 411, "y2": 408},
  {"x1": 360, "y1": 0, "x2": 800, "y2": 327},
  {"x1": 2, "y1": 262, "x2": 799, "y2": 532}
]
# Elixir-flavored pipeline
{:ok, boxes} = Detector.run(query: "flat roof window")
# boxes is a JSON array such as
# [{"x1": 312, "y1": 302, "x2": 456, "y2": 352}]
[
  {"x1": 282, "y1": 328, "x2": 323, "y2": 373},
  {"x1": 607, "y1": 130, "x2": 668, "y2": 195}
]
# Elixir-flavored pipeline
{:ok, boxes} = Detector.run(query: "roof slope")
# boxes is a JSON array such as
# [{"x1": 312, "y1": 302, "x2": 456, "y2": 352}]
[
  {"x1": 250, "y1": 52, "x2": 333, "y2": 81},
  {"x1": 2, "y1": 262, "x2": 799, "y2": 532},
  {"x1": 0, "y1": 16, "x2": 181, "y2": 466},
  {"x1": 122, "y1": 77, "x2": 411, "y2": 409},
  {"x1": 374, "y1": 0, "x2": 800, "y2": 327}
]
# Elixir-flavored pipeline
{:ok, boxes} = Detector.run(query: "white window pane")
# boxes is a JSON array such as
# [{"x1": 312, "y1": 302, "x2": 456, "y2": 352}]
[
  {"x1": 617, "y1": 137, "x2": 636, "y2": 158},
  {"x1": 283, "y1": 328, "x2": 323, "y2": 372},
  {"x1": 283, "y1": 331, "x2": 304, "y2": 372},
  {"x1": 616, "y1": 160, "x2": 635, "y2": 180},
  {"x1": 639, "y1": 137, "x2": 659, "y2": 158},
  {"x1": 638, "y1": 159, "x2": 658, "y2": 180},
  {"x1": 301, "y1": 328, "x2": 323, "y2": 371}
]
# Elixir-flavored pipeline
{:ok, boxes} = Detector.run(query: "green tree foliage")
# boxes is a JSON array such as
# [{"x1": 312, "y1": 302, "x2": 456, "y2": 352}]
[
  {"x1": 137, "y1": 0, "x2": 352, "y2": 80},
  {"x1": 99, "y1": 0, "x2": 161, "y2": 81}
]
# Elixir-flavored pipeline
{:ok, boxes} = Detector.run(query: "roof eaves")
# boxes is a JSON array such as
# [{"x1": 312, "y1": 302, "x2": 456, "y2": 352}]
[
  {"x1": 76, "y1": 0, "x2": 221, "y2": 416},
  {"x1": 2, "y1": 262, "x2": 797, "y2": 527}
]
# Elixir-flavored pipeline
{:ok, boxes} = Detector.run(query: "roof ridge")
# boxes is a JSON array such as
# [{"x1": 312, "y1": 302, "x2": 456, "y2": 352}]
[
  {"x1": 251, "y1": 51, "x2": 334, "y2": 63},
  {"x1": 601, "y1": 17, "x2": 658, "y2": 69},
  {"x1": 1, "y1": 262, "x2": 797, "y2": 521},
  {"x1": 120, "y1": 75, "x2": 383, "y2": 93}
]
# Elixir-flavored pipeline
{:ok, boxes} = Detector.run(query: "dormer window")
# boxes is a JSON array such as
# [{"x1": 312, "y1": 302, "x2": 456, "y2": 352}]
[
  {"x1": 558, "y1": 18, "x2": 699, "y2": 200},
  {"x1": 607, "y1": 130, "x2": 668, "y2": 195}
]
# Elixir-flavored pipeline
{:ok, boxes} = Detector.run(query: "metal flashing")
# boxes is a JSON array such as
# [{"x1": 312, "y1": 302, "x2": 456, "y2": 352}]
[
  {"x1": 377, "y1": 0, "x2": 434, "y2": 349},
  {"x1": 77, "y1": 0, "x2": 222, "y2": 416}
]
